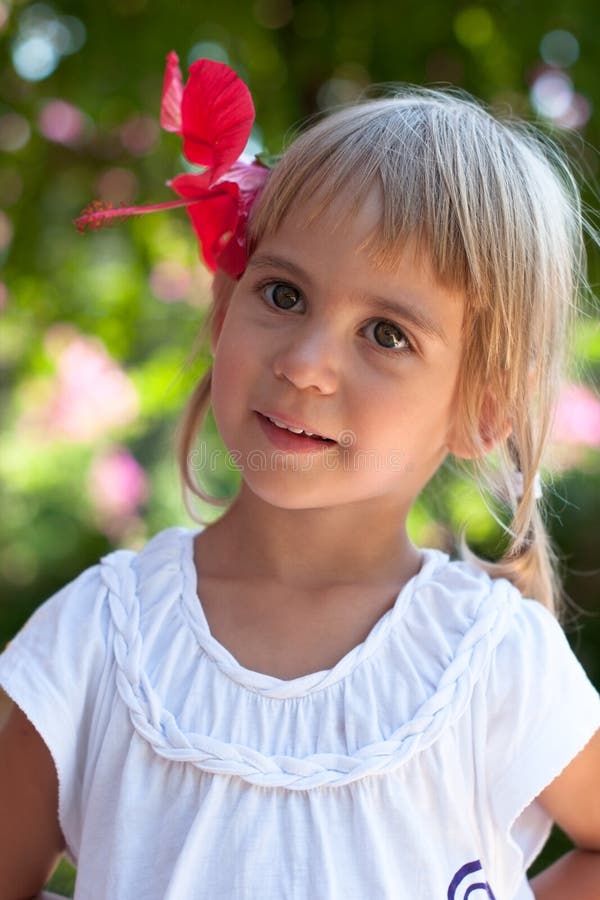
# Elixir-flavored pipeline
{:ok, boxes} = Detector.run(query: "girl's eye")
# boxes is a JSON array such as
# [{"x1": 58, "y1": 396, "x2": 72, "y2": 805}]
[
  {"x1": 260, "y1": 280, "x2": 412, "y2": 354},
  {"x1": 263, "y1": 281, "x2": 301, "y2": 310},
  {"x1": 366, "y1": 320, "x2": 412, "y2": 353}
]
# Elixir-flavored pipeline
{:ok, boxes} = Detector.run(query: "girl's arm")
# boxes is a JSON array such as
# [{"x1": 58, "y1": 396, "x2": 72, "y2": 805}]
[
  {"x1": 530, "y1": 727, "x2": 600, "y2": 899},
  {"x1": 0, "y1": 697, "x2": 65, "y2": 900}
]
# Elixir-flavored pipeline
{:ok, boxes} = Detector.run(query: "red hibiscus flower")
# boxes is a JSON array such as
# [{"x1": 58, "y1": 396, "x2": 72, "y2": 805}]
[{"x1": 74, "y1": 52, "x2": 270, "y2": 279}]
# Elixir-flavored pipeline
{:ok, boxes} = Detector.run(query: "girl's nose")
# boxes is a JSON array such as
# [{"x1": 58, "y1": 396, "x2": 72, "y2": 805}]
[{"x1": 271, "y1": 329, "x2": 338, "y2": 394}]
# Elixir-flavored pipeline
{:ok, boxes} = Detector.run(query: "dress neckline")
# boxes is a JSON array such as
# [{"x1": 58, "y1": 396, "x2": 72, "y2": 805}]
[
  {"x1": 178, "y1": 527, "x2": 448, "y2": 698},
  {"x1": 103, "y1": 524, "x2": 518, "y2": 785}
]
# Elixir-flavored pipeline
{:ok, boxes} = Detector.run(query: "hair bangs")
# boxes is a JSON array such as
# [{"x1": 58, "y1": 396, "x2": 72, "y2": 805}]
[{"x1": 248, "y1": 98, "x2": 482, "y2": 301}]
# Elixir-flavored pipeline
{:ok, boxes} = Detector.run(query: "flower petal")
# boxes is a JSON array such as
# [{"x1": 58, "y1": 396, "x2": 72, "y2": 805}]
[
  {"x1": 181, "y1": 59, "x2": 255, "y2": 182},
  {"x1": 213, "y1": 215, "x2": 249, "y2": 279},
  {"x1": 169, "y1": 171, "x2": 213, "y2": 199},
  {"x1": 214, "y1": 158, "x2": 270, "y2": 195},
  {"x1": 185, "y1": 188, "x2": 240, "y2": 272},
  {"x1": 160, "y1": 51, "x2": 184, "y2": 134},
  {"x1": 213, "y1": 161, "x2": 270, "y2": 274},
  {"x1": 170, "y1": 162, "x2": 268, "y2": 277}
]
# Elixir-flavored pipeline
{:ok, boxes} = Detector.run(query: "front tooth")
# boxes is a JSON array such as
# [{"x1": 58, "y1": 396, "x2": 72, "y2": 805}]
[{"x1": 270, "y1": 417, "x2": 305, "y2": 434}]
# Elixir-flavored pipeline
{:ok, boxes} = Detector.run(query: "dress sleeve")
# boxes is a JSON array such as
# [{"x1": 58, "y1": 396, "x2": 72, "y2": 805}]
[
  {"x1": 485, "y1": 597, "x2": 600, "y2": 867},
  {"x1": 0, "y1": 564, "x2": 111, "y2": 863}
]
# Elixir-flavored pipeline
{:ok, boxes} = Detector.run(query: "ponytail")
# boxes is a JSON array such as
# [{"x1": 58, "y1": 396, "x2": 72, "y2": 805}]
[
  {"x1": 175, "y1": 270, "x2": 237, "y2": 519},
  {"x1": 461, "y1": 421, "x2": 563, "y2": 618},
  {"x1": 461, "y1": 487, "x2": 561, "y2": 619}
]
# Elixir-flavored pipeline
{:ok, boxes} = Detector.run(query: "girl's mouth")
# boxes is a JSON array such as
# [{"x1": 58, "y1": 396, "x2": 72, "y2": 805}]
[{"x1": 256, "y1": 412, "x2": 337, "y2": 452}]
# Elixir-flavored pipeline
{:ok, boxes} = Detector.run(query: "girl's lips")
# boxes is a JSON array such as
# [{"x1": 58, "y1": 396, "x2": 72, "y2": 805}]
[{"x1": 256, "y1": 412, "x2": 337, "y2": 452}]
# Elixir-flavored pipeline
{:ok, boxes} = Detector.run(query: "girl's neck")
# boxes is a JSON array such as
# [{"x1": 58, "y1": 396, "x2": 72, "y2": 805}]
[{"x1": 195, "y1": 483, "x2": 422, "y2": 593}]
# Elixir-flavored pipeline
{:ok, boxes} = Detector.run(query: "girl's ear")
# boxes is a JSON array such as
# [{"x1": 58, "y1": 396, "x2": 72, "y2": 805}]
[
  {"x1": 210, "y1": 269, "x2": 237, "y2": 353},
  {"x1": 448, "y1": 391, "x2": 513, "y2": 460}
]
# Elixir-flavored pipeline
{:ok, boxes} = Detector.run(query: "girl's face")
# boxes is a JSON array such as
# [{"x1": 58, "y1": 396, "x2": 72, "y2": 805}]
[{"x1": 210, "y1": 190, "x2": 467, "y2": 515}]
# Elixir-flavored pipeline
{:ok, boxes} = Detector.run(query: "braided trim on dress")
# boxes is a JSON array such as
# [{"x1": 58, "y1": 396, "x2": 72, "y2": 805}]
[{"x1": 101, "y1": 548, "x2": 517, "y2": 790}]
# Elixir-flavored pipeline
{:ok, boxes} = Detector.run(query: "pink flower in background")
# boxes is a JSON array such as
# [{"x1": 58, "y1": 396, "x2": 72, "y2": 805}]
[
  {"x1": 120, "y1": 114, "x2": 160, "y2": 156},
  {"x1": 20, "y1": 328, "x2": 139, "y2": 442},
  {"x1": 38, "y1": 99, "x2": 87, "y2": 146},
  {"x1": 150, "y1": 260, "x2": 193, "y2": 302},
  {"x1": 553, "y1": 382, "x2": 600, "y2": 447},
  {"x1": 88, "y1": 447, "x2": 148, "y2": 519}
]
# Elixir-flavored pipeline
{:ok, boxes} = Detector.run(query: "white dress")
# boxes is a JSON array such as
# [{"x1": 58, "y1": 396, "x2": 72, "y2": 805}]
[{"x1": 0, "y1": 526, "x2": 598, "y2": 899}]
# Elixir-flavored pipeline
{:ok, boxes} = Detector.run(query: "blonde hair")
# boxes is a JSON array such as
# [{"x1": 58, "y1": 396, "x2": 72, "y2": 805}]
[{"x1": 177, "y1": 87, "x2": 588, "y2": 617}]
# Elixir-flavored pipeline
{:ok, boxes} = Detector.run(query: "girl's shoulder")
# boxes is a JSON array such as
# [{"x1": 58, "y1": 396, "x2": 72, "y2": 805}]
[
  {"x1": 411, "y1": 545, "x2": 567, "y2": 646},
  {"x1": 401, "y1": 546, "x2": 531, "y2": 665},
  {"x1": 401, "y1": 548, "x2": 597, "y2": 721},
  {"x1": 427, "y1": 550, "x2": 582, "y2": 681}
]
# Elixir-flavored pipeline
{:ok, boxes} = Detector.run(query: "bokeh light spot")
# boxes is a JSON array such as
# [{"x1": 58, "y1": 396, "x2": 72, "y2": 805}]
[
  {"x1": 149, "y1": 260, "x2": 193, "y2": 303},
  {"x1": 0, "y1": 113, "x2": 31, "y2": 151},
  {"x1": 553, "y1": 382, "x2": 600, "y2": 447},
  {"x1": 56, "y1": 14, "x2": 86, "y2": 54},
  {"x1": 88, "y1": 446, "x2": 148, "y2": 522},
  {"x1": 0, "y1": 2, "x2": 9, "y2": 31},
  {"x1": 540, "y1": 30, "x2": 579, "y2": 68},
  {"x1": 38, "y1": 99, "x2": 86, "y2": 145},
  {"x1": 188, "y1": 41, "x2": 229, "y2": 66},
  {"x1": 12, "y1": 4, "x2": 85, "y2": 82},
  {"x1": 453, "y1": 6, "x2": 494, "y2": 49},
  {"x1": 12, "y1": 34, "x2": 59, "y2": 81},
  {"x1": 19, "y1": 3, "x2": 58, "y2": 33},
  {"x1": 120, "y1": 115, "x2": 159, "y2": 156},
  {"x1": 96, "y1": 167, "x2": 139, "y2": 205},
  {"x1": 530, "y1": 70, "x2": 574, "y2": 119},
  {"x1": 317, "y1": 71, "x2": 368, "y2": 110},
  {"x1": 556, "y1": 93, "x2": 592, "y2": 130}
]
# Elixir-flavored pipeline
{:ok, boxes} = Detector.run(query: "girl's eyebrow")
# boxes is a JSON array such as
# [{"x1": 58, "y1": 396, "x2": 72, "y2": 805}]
[{"x1": 248, "y1": 252, "x2": 448, "y2": 344}]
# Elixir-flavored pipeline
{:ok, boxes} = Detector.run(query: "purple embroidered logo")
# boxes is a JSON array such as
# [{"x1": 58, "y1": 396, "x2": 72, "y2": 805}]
[{"x1": 447, "y1": 860, "x2": 496, "y2": 899}]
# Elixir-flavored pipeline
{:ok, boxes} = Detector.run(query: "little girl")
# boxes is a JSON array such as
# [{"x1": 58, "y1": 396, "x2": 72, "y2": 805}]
[{"x1": 1, "y1": 54, "x2": 599, "y2": 900}]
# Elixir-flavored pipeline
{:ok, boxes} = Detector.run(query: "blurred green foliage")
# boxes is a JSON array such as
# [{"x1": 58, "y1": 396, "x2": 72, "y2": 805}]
[{"x1": 0, "y1": 0, "x2": 599, "y2": 893}]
